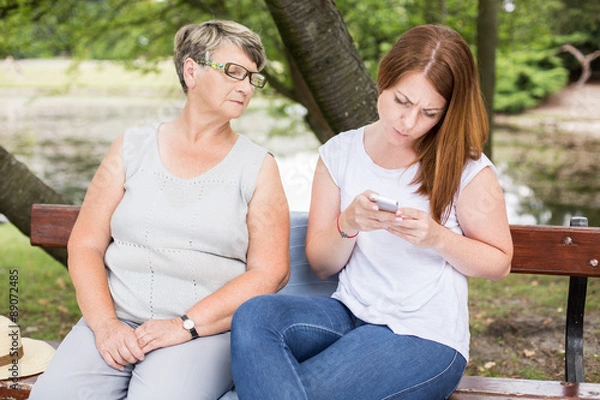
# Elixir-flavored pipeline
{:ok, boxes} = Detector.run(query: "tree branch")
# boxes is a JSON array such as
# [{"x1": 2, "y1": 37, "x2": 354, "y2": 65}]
[{"x1": 561, "y1": 44, "x2": 600, "y2": 86}]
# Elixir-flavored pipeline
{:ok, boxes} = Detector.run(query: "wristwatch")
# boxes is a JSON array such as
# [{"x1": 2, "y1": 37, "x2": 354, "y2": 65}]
[{"x1": 180, "y1": 314, "x2": 199, "y2": 339}]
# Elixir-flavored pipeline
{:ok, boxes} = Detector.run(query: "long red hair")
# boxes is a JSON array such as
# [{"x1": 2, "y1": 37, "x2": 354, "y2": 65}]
[{"x1": 377, "y1": 25, "x2": 488, "y2": 224}]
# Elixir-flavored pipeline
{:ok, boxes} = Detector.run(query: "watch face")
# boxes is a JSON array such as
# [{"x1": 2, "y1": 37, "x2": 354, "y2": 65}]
[{"x1": 183, "y1": 319, "x2": 195, "y2": 330}]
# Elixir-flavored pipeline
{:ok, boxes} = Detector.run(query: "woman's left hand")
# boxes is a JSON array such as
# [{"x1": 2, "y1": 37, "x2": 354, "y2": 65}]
[
  {"x1": 385, "y1": 207, "x2": 444, "y2": 249},
  {"x1": 134, "y1": 318, "x2": 191, "y2": 354}
]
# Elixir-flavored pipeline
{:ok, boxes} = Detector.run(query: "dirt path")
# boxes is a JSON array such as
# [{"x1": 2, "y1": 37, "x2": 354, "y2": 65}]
[
  {"x1": 533, "y1": 82, "x2": 600, "y2": 120},
  {"x1": 496, "y1": 82, "x2": 600, "y2": 138}
]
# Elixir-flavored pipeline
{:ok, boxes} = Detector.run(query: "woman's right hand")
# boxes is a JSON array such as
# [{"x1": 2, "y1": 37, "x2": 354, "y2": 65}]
[
  {"x1": 340, "y1": 191, "x2": 399, "y2": 234},
  {"x1": 93, "y1": 318, "x2": 145, "y2": 371}
]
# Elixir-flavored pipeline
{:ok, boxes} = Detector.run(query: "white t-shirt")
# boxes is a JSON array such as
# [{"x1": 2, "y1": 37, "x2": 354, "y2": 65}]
[{"x1": 319, "y1": 126, "x2": 495, "y2": 360}]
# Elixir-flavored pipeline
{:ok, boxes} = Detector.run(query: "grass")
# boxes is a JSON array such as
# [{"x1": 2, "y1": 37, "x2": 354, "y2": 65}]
[
  {"x1": 0, "y1": 223, "x2": 80, "y2": 341},
  {"x1": 467, "y1": 273, "x2": 600, "y2": 381}
]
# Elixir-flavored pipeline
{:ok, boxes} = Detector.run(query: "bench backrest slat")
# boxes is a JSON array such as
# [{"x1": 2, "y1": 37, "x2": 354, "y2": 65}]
[
  {"x1": 510, "y1": 225, "x2": 600, "y2": 277},
  {"x1": 30, "y1": 204, "x2": 600, "y2": 279},
  {"x1": 30, "y1": 204, "x2": 80, "y2": 248}
]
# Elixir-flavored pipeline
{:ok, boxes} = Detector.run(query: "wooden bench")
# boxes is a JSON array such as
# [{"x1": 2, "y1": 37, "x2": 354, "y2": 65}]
[{"x1": 28, "y1": 204, "x2": 600, "y2": 399}]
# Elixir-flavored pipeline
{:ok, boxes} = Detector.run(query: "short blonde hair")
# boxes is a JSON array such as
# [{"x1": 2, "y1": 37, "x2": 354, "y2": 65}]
[{"x1": 174, "y1": 20, "x2": 266, "y2": 94}]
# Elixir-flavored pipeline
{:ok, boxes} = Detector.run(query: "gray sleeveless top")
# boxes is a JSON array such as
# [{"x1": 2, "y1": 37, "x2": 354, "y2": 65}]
[{"x1": 104, "y1": 124, "x2": 268, "y2": 323}]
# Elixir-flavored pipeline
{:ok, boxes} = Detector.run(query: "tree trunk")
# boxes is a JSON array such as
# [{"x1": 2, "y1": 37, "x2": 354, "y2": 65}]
[
  {"x1": 477, "y1": 0, "x2": 498, "y2": 160},
  {"x1": 264, "y1": 0, "x2": 379, "y2": 142},
  {"x1": 285, "y1": 47, "x2": 336, "y2": 144},
  {"x1": 0, "y1": 146, "x2": 70, "y2": 266}
]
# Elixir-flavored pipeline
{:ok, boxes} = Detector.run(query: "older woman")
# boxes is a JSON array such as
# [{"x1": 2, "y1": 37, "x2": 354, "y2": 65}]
[
  {"x1": 30, "y1": 20, "x2": 289, "y2": 400},
  {"x1": 231, "y1": 24, "x2": 513, "y2": 400}
]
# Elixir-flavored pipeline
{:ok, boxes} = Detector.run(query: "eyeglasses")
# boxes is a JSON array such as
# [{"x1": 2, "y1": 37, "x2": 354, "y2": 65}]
[{"x1": 196, "y1": 60, "x2": 267, "y2": 88}]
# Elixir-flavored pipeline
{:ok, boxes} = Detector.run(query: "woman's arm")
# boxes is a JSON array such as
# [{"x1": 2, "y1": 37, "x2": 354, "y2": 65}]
[
  {"x1": 306, "y1": 158, "x2": 355, "y2": 279},
  {"x1": 442, "y1": 167, "x2": 513, "y2": 280},
  {"x1": 387, "y1": 167, "x2": 513, "y2": 281},
  {"x1": 306, "y1": 158, "x2": 394, "y2": 279},
  {"x1": 306, "y1": 158, "x2": 403, "y2": 279},
  {"x1": 194, "y1": 153, "x2": 290, "y2": 330},
  {"x1": 135, "y1": 154, "x2": 290, "y2": 352},
  {"x1": 67, "y1": 134, "x2": 145, "y2": 370}
]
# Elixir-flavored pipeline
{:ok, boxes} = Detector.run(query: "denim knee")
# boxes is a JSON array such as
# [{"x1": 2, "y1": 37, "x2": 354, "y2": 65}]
[{"x1": 232, "y1": 294, "x2": 272, "y2": 331}]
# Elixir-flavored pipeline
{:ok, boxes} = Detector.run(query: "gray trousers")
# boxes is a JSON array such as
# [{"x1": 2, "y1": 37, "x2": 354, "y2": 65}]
[{"x1": 29, "y1": 318, "x2": 233, "y2": 400}]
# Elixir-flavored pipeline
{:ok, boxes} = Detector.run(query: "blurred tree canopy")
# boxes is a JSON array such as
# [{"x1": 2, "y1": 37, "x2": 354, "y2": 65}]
[{"x1": 0, "y1": 0, "x2": 598, "y2": 117}]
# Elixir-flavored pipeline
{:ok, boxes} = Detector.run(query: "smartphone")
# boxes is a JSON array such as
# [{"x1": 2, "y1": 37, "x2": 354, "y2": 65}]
[{"x1": 369, "y1": 194, "x2": 400, "y2": 212}]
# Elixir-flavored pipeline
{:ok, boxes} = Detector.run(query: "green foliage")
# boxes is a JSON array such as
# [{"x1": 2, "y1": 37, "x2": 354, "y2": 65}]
[
  {"x1": 555, "y1": 0, "x2": 600, "y2": 49},
  {"x1": 0, "y1": 0, "x2": 597, "y2": 119},
  {"x1": 497, "y1": 0, "x2": 564, "y2": 52},
  {"x1": 336, "y1": 0, "x2": 409, "y2": 78},
  {"x1": 492, "y1": 0, "x2": 574, "y2": 114},
  {"x1": 495, "y1": 50, "x2": 568, "y2": 113}
]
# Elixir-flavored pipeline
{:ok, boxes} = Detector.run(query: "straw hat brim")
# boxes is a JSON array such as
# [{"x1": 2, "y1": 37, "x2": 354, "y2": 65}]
[{"x1": 0, "y1": 338, "x2": 56, "y2": 380}]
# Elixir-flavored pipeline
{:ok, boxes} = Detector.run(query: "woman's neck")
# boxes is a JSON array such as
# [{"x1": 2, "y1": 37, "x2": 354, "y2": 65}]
[
  {"x1": 364, "y1": 122, "x2": 417, "y2": 169},
  {"x1": 172, "y1": 104, "x2": 236, "y2": 145}
]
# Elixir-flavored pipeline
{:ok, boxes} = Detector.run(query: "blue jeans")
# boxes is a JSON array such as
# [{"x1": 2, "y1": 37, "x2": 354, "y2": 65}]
[{"x1": 231, "y1": 295, "x2": 466, "y2": 400}]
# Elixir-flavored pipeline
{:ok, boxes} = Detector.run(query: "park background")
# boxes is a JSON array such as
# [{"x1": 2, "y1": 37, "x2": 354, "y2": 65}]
[{"x1": 1, "y1": 0, "x2": 599, "y2": 382}]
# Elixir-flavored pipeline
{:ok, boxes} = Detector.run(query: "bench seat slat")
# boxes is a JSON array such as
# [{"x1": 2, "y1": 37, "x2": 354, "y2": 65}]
[{"x1": 451, "y1": 376, "x2": 600, "y2": 399}]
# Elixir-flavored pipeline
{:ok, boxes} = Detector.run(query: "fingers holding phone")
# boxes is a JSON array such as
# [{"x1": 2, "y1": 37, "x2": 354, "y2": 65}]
[{"x1": 368, "y1": 194, "x2": 400, "y2": 213}]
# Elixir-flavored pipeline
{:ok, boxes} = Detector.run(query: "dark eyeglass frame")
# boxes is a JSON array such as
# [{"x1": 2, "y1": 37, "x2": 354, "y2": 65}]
[{"x1": 196, "y1": 60, "x2": 267, "y2": 88}]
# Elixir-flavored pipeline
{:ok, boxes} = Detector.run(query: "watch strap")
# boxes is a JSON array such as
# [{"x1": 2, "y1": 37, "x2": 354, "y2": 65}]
[{"x1": 180, "y1": 314, "x2": 199, "y2": 339}]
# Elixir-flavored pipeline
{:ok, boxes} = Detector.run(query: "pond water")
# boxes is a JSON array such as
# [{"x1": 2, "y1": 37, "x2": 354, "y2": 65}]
[{"x1": 1, "y1": 86, "x2": 599, "y2": 227}]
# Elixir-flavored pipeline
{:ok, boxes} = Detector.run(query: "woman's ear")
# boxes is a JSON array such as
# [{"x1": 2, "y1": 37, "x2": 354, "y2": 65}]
[{"x1": 183, "y1": 58, "x2": 198, "y2": 90}]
